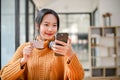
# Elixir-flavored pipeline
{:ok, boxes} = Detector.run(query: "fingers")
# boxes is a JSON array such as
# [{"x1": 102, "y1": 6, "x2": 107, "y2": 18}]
[
  {"x1": 23, "y1": 43, "x2": 33, "y2": 57},
  {"x1": 55, "y1": 40, "x2": 67, "y2": 46},
  {"x1": 55, "y1": 37, "x2": 71, "y2": 46},
  {"x1": 53, "y1": 37, "x2": 71, "y2": 50},
  {"x1": 52, "y1": 41, "x2": 69, "y2": 55},
  {"x1": 21, "y1": 43, "x2": 33, "y2": 64},
  {"x1": 52, "y1": 44, "x2": 66, "y2": 51},
  {"x1": 30, "y1": 41, "x2": 35, "y2": 48},
  {"x1": 67, "y1": 38, "x2": 71, "y2": 45},
  {"x1": 52, "y1": 37, "x2": 73, "y2": 56}
]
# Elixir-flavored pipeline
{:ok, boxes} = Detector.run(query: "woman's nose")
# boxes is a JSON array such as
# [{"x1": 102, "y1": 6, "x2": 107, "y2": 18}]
[{"x1": 48, "y1": 27, "x2": 53, "y2": 31}]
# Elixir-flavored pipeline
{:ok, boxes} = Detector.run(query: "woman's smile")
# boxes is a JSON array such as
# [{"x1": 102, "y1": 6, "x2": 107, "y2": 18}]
[{"x1": 45, "y1": 32, "x2": 54, "y2": 36}]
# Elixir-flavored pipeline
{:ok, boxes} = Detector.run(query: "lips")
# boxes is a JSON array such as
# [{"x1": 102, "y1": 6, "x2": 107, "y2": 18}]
[{"x1": 45, "y1": 33, "x2": 54, "y2": 36}]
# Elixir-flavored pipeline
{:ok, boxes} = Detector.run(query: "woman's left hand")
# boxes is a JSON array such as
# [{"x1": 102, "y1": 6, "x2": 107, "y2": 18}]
[{"x1": 52, "y1": 38, "x2": 75, "y2": 59}]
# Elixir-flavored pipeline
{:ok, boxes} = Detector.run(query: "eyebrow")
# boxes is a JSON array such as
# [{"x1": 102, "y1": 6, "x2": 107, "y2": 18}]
[{"x1": 43, "y1": 21, "x2": 57, "y2": 24}]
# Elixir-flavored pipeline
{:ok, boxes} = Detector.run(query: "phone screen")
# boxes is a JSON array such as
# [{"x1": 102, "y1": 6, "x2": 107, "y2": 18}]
[{"x1": 56, "y1": 33, "x2": 68, "y2": 44}]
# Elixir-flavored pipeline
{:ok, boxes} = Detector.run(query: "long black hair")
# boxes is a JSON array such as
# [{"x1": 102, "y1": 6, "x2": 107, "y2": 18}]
[{"x1": 35, "y1": 8, "x2": 60, "y2": 31}]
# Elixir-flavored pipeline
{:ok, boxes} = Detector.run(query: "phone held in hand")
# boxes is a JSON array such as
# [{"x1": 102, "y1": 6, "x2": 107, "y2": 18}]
[{"x1": 55, "y1": 33, "x2": 69, "y2": 56}]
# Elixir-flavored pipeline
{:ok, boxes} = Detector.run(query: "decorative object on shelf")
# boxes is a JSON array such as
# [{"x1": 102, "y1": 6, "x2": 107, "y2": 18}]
[
  {"x1": 102, "y1": 12, "x2": 112, "y2": 26},
  {"x1": 102, "y1": 14, "x2": 107, "y2": 26}
]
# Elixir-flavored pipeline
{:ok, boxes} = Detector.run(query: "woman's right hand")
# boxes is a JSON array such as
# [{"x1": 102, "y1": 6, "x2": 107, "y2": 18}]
[{"x1": 20, "y1": 43, "x2": 33, "y2": 66}]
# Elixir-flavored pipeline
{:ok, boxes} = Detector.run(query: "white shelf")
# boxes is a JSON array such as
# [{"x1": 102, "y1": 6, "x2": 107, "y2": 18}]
[{"x1": 90, "y1": 26, "x2": 120, "y2": 78}]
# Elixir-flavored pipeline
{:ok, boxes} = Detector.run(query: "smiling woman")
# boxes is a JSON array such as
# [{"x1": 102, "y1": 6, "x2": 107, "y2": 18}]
[
  {"x1": 0, "y1": 8, "x2": 84, "y2": 80},
  {"x1": 38, "y1": 14, "x2": 58, "y2": 40}
]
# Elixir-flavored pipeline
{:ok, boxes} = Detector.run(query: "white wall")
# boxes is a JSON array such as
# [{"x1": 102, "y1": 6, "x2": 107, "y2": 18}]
[
  {"x1": 39, "y1": 0, "x2": 95, "y2": 13},
  {"x1": 33, "y1": 0, "x2": 120, "y2": 26},
  {"x1": 98, "y1": 0, "x2": 120, "y2": 26}
]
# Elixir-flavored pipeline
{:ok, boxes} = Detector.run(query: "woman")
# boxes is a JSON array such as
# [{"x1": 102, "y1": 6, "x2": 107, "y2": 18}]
[{"x1": 0, "y1": 8, "x2": 84, "y2": 80}]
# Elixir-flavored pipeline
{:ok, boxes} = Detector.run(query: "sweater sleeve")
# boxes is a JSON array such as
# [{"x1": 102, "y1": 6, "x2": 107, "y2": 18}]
[
  {"x1": 0, "y1": 59, "x2": 26, "y2": 80},
  {"x1": 0, "y1": 43, "x2": 28, "y2": 80},
  {"x1": 64, "y1": 54, "x2": 84, "y2": 80}
]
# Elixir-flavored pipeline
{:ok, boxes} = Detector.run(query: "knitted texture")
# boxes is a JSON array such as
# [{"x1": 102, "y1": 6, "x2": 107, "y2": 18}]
[{"x1": 0, "y1": 40, "x2": 84, "y2": 80}]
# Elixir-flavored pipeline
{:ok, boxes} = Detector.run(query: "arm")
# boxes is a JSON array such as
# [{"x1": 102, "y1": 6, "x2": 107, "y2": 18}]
[
  {"x1": 0, "y1": 43, "x2": 28, "y2": 80},
  {"x1": 64, "y1": 54, "x2": 84, "y2": 80},
  {"x1": 52, "y1": 38, "x2": 84, "y2": 79}
]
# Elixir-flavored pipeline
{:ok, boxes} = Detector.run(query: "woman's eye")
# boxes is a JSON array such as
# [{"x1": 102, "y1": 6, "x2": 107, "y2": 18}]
[
  {"x1": 44, "y1": 24, "x2": 48, "y2": 26},
  {"x1": 53, "y1": 24, "x2": 57, "y2": 27}
]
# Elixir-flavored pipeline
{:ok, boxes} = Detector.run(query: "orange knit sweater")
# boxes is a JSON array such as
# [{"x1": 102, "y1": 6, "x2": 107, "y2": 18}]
[{"x1": 0, "y1": 40, "x2": 84, "y2": 80}]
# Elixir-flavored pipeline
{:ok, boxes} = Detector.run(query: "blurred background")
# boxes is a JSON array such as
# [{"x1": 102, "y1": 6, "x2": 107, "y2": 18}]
[{"x1": 0, "y1": 0, "x2": 120, "y2": 80}]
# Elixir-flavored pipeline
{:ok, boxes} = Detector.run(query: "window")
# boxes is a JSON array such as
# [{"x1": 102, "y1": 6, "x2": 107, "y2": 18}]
[
  {"x1": 58, "y1": 13, "x2": 90, "y2": 68},
  {"x1": 1, "y1": 0, "x2": 15, "y2": 67}
]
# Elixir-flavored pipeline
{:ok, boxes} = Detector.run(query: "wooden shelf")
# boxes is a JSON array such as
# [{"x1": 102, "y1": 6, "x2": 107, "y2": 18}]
[{"x1": 89, "y1": 26, "x2": 120, "y2": 79}]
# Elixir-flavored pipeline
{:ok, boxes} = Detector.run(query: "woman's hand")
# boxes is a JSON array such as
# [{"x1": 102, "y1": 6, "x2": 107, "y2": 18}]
[
  {"x1": 20, "y1": 43, "x2": 33, "y2": 66},
  {"x1": 52, "y1": 38, "x2": 75, "y2": 59}
]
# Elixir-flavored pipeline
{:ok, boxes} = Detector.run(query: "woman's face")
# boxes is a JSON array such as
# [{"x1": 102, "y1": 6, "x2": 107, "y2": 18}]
[{"x1": 39, "y1": 14, "x2": 58, "y2": 40}]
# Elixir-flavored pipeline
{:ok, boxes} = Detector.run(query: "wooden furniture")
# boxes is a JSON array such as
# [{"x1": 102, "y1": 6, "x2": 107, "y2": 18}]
[{"x1": 89, "y1": 26, "x2": 120, "y2": 80}]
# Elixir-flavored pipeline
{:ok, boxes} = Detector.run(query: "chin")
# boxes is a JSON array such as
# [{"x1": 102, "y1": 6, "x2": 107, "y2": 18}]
[{"x1": 45, "y1": 36, "x2": 53, "y2": 40}]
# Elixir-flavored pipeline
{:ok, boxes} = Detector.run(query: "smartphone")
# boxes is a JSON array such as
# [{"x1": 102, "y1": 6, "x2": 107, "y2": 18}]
[
  {"x1": 55, "y1": 33, "x2": 69, "y2": 56},
  {"x1": 56, "y1": 33, "x2": 68, "y2": 44}
]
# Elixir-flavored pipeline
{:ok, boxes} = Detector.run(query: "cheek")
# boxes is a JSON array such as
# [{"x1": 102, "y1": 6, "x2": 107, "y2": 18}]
[
  {"x1": 53, "y1": 27, "x2": 57, "y2": 32},
  {"x1": 39, "y1": 26, "x2": 46, "y2": 34}
]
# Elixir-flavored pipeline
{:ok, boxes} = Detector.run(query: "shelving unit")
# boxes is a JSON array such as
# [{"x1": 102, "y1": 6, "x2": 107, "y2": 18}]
[{"x1": 89, "y1": 26, "x2": 120, "y2": 80}]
